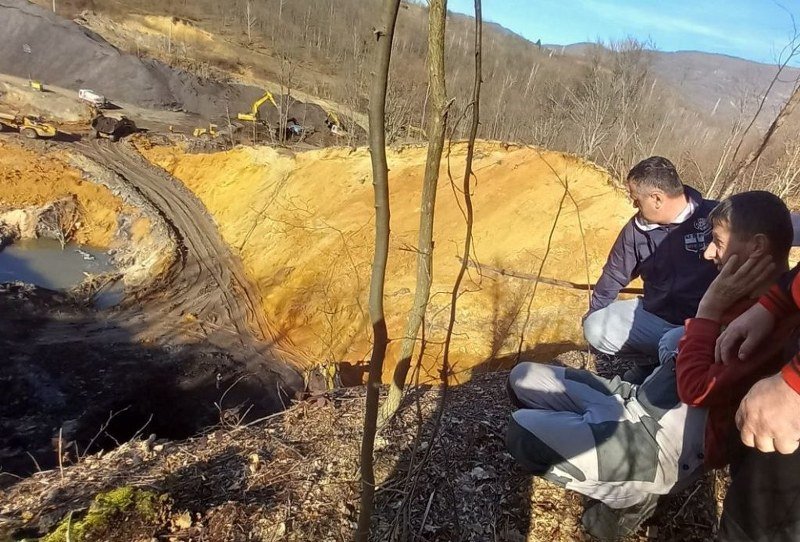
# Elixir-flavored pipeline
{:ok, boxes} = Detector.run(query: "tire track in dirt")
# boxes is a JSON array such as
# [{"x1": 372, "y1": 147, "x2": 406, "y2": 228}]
[{"x1": 75, "y1": 139, "x2": 305, "y2": 369}]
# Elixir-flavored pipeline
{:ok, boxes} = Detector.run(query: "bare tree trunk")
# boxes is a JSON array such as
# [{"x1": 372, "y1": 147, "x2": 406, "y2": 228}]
[
  {"x1": 355, "y1": 1, "x2": 402, "y2": 540},
  {"x1": 246, "y1": 0, "x2": 256, "y2": 44},
  {"x1": 418, "y1": 7, "x2": 482, "y2": 528},
  {"x1": 378, "y1": 0, "x2": 449, "y2": 426},
  {"x1": 382, "y1": 8, "x2": 482, "y2": 541},
  {"x1": 225, "y1": 103, "x2": 235, "y2": 150},
  {"x1": 443, "y1": 0, "x2": 482, "y2": 393}
]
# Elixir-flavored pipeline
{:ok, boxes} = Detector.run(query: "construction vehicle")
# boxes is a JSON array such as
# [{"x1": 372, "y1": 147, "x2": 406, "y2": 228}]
[
  {"x1": 91, "y1": 114, "x2": 137, "y2": 142},
  {"x1": 282, "y1": 117, "x2": 314, "y2": 140},
  {"x1": 79, "y1": 89, "x2": 107, "y2": 108},
  {"x1": 29, "y1": 80, "x2": 44, "y2": 92},
  {"x1": 0, "y1": 112, "x2": 57, "y2": 139},
  {"x1": 324, "y1": 110, "x2": 345, "y2": 136},
  {"x1": 237, "y1": 91, "x2": 278, "y2": 123},
  {"x1": 193, "y1": 123, "x2": 219, "y2": 139}
]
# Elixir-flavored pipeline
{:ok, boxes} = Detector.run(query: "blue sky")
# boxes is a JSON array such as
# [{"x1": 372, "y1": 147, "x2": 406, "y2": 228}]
[{"x1": 447, "y1": 0, "x2": 800, "y2": 65}]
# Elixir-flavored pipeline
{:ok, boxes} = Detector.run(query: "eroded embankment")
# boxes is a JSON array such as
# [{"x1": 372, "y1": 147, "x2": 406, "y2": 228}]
[
  {"x1": 0, "y1": 140, "x2": 130, "y2": 247},
  {"x1": 142, "y1": 141, "x2": 636, "y2": 383},
  {"x1": 0, "y1": 139, "x2": 303, "y2": 480},
  {"x1": 0, "y1": 139, "x2": 171, "y2": 290}
]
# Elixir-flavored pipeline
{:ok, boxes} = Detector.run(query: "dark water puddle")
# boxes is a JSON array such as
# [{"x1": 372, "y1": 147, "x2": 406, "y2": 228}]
[{"x1": 0, "y1": 238, "x2": 122, "y2": 305}]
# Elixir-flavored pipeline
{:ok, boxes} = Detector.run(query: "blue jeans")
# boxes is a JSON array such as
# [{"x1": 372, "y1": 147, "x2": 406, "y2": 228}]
[{"x1": 583, "y1": 298, "x2": 684, "y2": 365}]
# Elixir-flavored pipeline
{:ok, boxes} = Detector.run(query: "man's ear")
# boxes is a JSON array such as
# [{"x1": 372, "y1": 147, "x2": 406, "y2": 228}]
[
  {"x1": 653, "y1": 191, "x2": 664, "y2": 209},
  {"x1": 750, "y1": 233, "x2": 770, "y2": 257}
]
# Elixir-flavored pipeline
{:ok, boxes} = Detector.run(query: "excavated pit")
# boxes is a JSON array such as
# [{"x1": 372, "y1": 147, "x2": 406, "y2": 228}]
[
  {"x1": 0, "y1": 138, "x2": 302, "y2": 482},
  {"x1": 142, "y1": 141, "x2": 637, "y2": 383},
  {"x1": 0, "y1": 134, "x2": 639, "y2": 488}
]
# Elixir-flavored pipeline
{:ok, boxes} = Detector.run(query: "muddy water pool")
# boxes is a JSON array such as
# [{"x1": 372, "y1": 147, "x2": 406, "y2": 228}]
[{"x1": 0, "y1": 238, "x2": 122, "y2": 305}]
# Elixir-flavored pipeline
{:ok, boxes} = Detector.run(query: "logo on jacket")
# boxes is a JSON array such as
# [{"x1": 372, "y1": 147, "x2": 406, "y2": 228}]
[
  {"x1": 694, "y1": 218, "x2": 710, "y2": 233},
  {"x1": 685, "y1": 218, "x2": 712, "y2": 253},
  {"x1": 684, "y1": 233, "x2": 706, "y2": 253}
]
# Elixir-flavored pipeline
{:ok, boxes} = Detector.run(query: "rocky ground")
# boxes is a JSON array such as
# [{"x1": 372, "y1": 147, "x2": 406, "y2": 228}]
[{"x1": 0, "y1": 353, "x2": 724, "y2": 542}]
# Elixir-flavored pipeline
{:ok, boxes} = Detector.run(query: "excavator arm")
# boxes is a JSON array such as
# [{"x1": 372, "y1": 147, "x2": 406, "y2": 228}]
[{"x1": 238, "y1": 91, "x2": 278, "y2": 123}]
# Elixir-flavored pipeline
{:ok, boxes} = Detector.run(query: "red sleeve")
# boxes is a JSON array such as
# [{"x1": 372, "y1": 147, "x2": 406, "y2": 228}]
[
  {"x1": 676, "y1": 318, "x2": 729, "y2": 407},
  {"x1": 782, "y1": 357, "x2": 800, "y2": 395},
  {"x1": 754, "y1": 265, "x2": 800, "y2": 393},
  {"x1": 759, "y1": 265, "x2": 800, "y2": 317},
  {"x1": 759, "y1": 283, "x2": 795, "y2": 317}
]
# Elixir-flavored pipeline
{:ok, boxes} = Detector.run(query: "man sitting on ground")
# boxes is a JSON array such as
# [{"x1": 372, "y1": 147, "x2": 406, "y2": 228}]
[
  {"x1": 506, "y1": 191, "x2": 800, "y2": 541},
  {"x1": 584, "y1": 156, "x2": 718, "y2": 383},
  {"x1": 710, "y1": 260, "x2": 800, "y2": 540}
]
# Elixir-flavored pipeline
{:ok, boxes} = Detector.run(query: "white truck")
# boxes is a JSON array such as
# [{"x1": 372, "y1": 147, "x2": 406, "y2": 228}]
[{"x1": 78, "y1": 89, "x2": 107, "y2": 108}]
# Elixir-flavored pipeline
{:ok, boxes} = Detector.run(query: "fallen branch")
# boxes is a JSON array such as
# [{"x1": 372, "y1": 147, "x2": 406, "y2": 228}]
[{"x1": 458, "y1": 256, "x2": 644, "y2": 295}]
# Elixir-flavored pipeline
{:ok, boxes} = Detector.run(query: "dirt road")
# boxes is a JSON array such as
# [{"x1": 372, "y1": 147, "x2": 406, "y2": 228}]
[{"x1": 75, "y1": 139, "x2": 303, "y2": 365}]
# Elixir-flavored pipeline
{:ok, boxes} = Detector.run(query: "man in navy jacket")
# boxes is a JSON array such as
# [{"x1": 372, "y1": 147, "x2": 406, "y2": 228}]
[{"x1": 583, "y1": 156, "x2": 719, "y2": 383}]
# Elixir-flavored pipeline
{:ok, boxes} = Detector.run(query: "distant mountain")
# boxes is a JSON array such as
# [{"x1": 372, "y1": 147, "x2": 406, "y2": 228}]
[
  {"x1": 649, "y1": 50, "x2": 798, "y2": 125},
  {"x1": 548, "y1": 43, "x2": 800, "y2": 128}
]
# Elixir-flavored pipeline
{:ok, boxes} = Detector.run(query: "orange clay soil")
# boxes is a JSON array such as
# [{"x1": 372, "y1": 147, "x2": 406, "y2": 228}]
[
  {"x1": 0, "y1": 140, "x2": 130, "y2": 247},
  {"x1": 142, "y1": 141, "x2": 638, "y2": 383}
]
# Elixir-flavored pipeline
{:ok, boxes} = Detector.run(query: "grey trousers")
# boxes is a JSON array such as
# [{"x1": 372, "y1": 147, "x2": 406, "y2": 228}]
[
  {"x1": 506, "y1": 362, "x2": 706, "y2": 509},
  {"x1": 584, "y1": 298, "x2": 684, "y2": 364}
]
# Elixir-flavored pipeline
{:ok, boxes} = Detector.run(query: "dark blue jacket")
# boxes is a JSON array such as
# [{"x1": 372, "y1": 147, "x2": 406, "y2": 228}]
[{"x1": 589, "y1": 186, "x2": 719, "y2": 325}]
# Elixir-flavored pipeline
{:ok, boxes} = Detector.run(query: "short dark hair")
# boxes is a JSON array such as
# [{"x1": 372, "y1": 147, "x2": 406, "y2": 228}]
[
  {"x1": 627, "y1": 156, "x2": 684, "y2": 197},
  {"x1": 709, "y1": 191, "x2": 793, "y2": 262}
]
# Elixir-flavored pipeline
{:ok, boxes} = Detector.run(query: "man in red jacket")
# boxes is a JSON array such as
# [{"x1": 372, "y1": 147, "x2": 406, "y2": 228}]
[
  {"x1": 674, "y1": 191, "x2": 800, "y2": 468},
  {"x1": 709, "y1": 258, "x2": 800, "y2": 540},
  {"x1": 507, "y1": 191, "x2": 799, "y2": 540}
]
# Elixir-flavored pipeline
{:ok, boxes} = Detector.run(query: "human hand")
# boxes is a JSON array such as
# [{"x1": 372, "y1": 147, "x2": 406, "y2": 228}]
[
  {"x1": 715, "y1": 303, "x2": 776, "y2": 365},
  {"x1": 697, "y1": 254, "x2": 775, "y2": 322},
  {"x1": 736, "y1": 373, "x2": 800, "y2": 454}
]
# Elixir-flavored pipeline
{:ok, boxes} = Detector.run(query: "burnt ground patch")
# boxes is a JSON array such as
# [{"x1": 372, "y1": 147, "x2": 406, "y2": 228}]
[{"x1": 0, "y1": 283, "x2": 293, "y2": 484}]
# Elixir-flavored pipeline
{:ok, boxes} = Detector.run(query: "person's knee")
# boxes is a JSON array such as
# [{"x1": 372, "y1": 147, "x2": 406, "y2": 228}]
[
  {"x1": 507, "y1": 362, "x2": 536, "y2": 407},
  {"x1": 509, "y1": 362, "x2": 535, "y2": 386},
  {"x1": 657, "y1": 327, "x2": 684, "y2": 365},
  {"x1": 583, "y1": 310, "x2": 607, "y2": 352},
  {"x1": 507, "y1": 374, "x2": 525, "y2": 408}
]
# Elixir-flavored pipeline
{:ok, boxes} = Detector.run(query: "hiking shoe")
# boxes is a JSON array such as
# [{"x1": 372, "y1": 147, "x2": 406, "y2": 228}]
[
  {"x1": 581, "y1": 494, "x2": 659, "y2": 541},
  {"x1": 622, "y1": 363, "x2": 658, "y2": 385}
]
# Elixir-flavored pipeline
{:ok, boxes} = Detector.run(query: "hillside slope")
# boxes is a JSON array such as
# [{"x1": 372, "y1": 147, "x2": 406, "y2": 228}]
[
  {"x1": 1, "y1": 370, "x2": 719, "y2": 542},
  {"x1": 0, "y1": 0, "x2": 263, "y2": 118},
  {"x1": 140, "y1": 141, "x2": 635, "y2": 382},
  {"x1": 651, "y1": 50, "x2": 799, "y2": 122}
]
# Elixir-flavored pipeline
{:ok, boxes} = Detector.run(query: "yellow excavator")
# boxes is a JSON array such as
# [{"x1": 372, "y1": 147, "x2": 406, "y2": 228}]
[
  {"x1": 237, "y1": 91, "x2": 278, "y2": 123},
  {"x1": 324, "y1": 109, "x2": 345, "y2": 136},
  {"x1": 192, "y1": 123, "x2": 219, "y2": 139}
]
